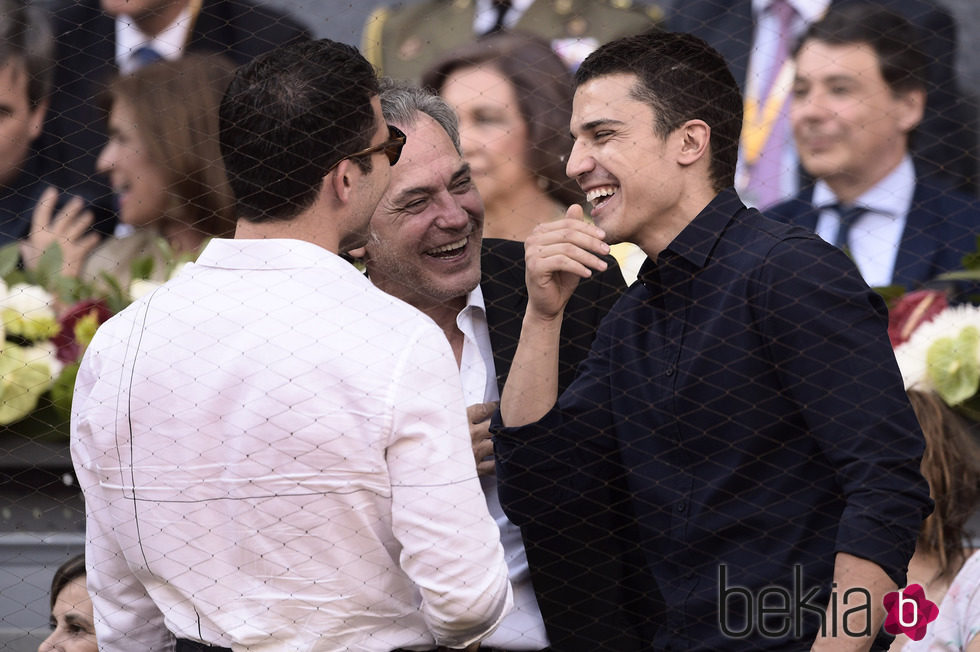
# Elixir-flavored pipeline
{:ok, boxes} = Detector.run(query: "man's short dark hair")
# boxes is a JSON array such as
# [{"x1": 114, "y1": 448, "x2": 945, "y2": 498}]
[
  {"x1": 219, "y1": 38, "x2": 380, "y2": 223},
  {"x1": 575, "y1": 31, "x2": 742, "y2": 192},
  {"x1": 0, "y1": 0, "x2": 54, "y2": 108},
  {"x1": 794, "y1": 4, "x2": 928, "y2": 96}
]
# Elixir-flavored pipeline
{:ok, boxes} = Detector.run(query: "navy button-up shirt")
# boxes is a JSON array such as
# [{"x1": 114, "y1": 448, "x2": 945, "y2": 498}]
[{"x1": 493, "y1": 189, "x2": 933, "y2": 651}]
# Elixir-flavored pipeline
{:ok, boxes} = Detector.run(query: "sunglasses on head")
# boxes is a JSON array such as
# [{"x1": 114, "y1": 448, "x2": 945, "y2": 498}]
[{"x1": 326, "y1": 125, "x2": 406, "y2": 174}]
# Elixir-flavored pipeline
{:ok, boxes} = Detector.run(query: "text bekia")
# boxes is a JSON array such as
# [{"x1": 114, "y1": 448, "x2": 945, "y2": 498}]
[{"x1": 717, "y1": 565, "x2": 872, "y2": 639}]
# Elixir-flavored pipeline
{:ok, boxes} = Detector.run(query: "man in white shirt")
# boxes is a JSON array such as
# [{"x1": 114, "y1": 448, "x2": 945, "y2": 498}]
[
  {"x1": 71, "y1": 39, "x2": 511, "y2": 652},
  {"x1": 353, "y1": 81, "x2": 653, "y2": 651},
  {"x1": 768, "y1": 4, "x2": 980, "y2": 294}
]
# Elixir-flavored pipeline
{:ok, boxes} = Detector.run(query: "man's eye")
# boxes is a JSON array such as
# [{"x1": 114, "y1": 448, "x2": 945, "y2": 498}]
[
  {"x1": 594, "y1": 130, "x2": 613, "y2": 140},
  {"x1": 452, "y1": 177, "x2": 473, "y2": 193}
]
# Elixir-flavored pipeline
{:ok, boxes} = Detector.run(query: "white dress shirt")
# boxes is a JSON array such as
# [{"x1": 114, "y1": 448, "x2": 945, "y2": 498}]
[
  {"x1": 71, "y1": 238, "x2": 512, "y2": 652},
  {"x1": 472, "y1": 0, "x2": 535, "y2": 34},
  {"x1": 457, "y1": 287, "x2": 550, "y2": 650},
  {"x1": 812, "y1": 155, "x2": 915, "y2": 287},
  {"x1": 115, "y1": 6, "x2": 192, "y2": 74}
]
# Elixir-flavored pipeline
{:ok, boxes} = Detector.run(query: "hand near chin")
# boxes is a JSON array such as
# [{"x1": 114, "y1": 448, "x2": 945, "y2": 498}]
[{"x1": 523, "y1": 205, "x2": 609, "y2": 321}]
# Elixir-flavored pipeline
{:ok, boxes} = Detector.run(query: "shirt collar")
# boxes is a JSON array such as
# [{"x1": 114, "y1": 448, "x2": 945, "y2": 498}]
[
  {"x1": 195, "y1": 238, "x2": 353, "y2": 271},
  {"x1": 751, "y1": 0, "x2": 830, "y2": 24},
  {"x1": 812, "y1": 154, "x2": 915, "y2": 218},
  {"x1": 116, "y1": 5, "x2": 192, "y2": 70},
  {"x1": 638, "y1": 188, "x2": 745, "y2": 282}
]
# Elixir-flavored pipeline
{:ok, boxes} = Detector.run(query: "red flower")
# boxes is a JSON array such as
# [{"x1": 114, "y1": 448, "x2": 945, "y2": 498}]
[
  {"x1": 888, "y1": 290, "x2": 948, "y2": 347},
  {"x1": 53, "y1": 299, "x2": 113, "y2": 364}
]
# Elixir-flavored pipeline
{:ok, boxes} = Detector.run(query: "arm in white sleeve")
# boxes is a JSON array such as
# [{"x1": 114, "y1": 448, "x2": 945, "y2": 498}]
[
  {"x1": 386, "y1": 322, "x2": 513, "y2": 648},
  {"x1": 71, "y1": 332, "x2": 176, "y2": 652}
]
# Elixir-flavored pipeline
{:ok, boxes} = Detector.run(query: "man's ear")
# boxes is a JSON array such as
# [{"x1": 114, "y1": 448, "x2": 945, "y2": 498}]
[
  {"x1": 895, "y1": 87, "x2": 926, "y2": 135},
  {"x1": 676, "y1": 119, "x2": 710, "y2": 167},
  {"x1": 326, "y1": 158, "x2": 356, "y2": 205},
  {"x1": 347, "y1": 245, "x2": 367, "y2": 260},
  {"x1": 26, "y1": 98, "x2": 47, "y2": 143}
]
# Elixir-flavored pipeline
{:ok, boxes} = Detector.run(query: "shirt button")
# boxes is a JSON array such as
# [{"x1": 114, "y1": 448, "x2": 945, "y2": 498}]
[
  {"x1": 676, "y1": 501, "x2": 686, "y2": 513},
  {"x1": 665, "y1": 365, "x2": 675, "y2": 376}
]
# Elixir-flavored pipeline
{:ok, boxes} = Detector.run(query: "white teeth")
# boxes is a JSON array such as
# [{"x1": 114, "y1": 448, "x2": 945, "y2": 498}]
[
  {"x1": 586, "y1": 186, "x2": 616, "y2": 203},
  {"x1": 427, "y1": 237, "x2": 467, "y2": 255}
]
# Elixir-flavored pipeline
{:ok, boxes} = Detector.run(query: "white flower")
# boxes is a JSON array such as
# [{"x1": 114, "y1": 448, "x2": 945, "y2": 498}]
[
  {"x1": 894, "y1": 303, "x2": 980, "y2": 402},
  {"x1": 0, "y1": 283, "x2": 59, "y2": 340}
]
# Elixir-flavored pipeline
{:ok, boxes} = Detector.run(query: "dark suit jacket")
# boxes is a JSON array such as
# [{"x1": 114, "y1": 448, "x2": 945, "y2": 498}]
[
  {"x1": 42, "y1": 0, "x2": 311, "y2": 234},
  {"x1": 767, "y1": 175, "x2": 980, "y2": 295},
  {"x1": 481, "y1": 238, "x2": 660, "y2": 651},
  {"x1": 668, "y1": 0, "x2": 977, "y2": 193}
]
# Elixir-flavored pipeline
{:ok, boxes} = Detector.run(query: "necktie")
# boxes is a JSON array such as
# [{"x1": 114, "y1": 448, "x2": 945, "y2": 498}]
[
  {"x1": 487, "y1": 0, "x2": 512, "y2": 34},
  {"x1": 131, "y1": 45, "x2": 164, "y2": 69},
  {"x1": 830, "y1": 204, "x2": 866, "y2": 251},
  {"x1": 744, "y1": 0, "x2": 797, "y2": 209}
]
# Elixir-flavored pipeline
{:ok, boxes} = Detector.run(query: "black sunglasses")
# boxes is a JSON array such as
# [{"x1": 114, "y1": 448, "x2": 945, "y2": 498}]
[{"x1": 326, "y1": 125, "x2": 406, "y2": 174}]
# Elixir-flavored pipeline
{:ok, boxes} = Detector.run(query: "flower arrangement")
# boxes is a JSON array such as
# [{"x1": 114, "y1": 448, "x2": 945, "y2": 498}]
[
  {"x1": 892, "y1": 290, "x2": 980, "y2": 421},
  {"x1": 0, "y1": 239, "x2": 181, "y2": 437}
]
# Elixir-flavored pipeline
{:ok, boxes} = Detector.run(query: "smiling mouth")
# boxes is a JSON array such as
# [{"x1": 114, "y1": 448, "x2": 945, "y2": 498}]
[
  {"x1": 425, "y1": 237, "x2": 468, "y2": 259},
  {"x1": 586, "y1": 185, "x2": 617, "y2": 210}
]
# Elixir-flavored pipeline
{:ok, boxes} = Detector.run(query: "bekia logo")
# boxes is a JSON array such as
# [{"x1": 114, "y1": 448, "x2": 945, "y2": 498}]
[
  {"x1": 719, "y1": 566, "x2": 941, "y2": 641},
  {"x1": 882, "y1": 584, "x2": 939, "y2": 641}
]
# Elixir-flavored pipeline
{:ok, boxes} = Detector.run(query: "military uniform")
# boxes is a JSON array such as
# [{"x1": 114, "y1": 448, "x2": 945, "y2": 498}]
[{"x1": 362, "y1": 0, "x2": 665, "y2": 81}]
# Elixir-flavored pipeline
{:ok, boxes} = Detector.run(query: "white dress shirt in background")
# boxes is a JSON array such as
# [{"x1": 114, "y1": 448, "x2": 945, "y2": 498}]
[
  {"x1": 813, "y1": 155, "x2": 915, "y2": 287},
  {"x1": 71, "y1": 238, "x2": 512, "y2": 652},
  {"x1": 457, "y1": 287, "x2": 551, "y2": 651}
]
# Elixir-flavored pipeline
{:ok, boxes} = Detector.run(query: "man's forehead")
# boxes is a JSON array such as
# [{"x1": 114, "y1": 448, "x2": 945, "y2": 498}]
[
  {"x1": 0, "y1": 59, "x2": 27, "y2": 94},
  {"x1": 571, "y1": 73, "x2": 646, "y2": 129},
  {"x1": 389, "y1": 118, "x2": 464, "y2": 190}
]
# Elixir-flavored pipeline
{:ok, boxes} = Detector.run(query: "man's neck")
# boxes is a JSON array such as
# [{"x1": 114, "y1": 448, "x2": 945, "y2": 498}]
[
  {"x1": 234, "y1": 215, "x2": 342, "y2": 254},
  {"x1": 637, "y1": 183, "x2": 717, "y2": 260},
  {"x1": 129, "y1": 0, "x2": 189, "y2": 37}
]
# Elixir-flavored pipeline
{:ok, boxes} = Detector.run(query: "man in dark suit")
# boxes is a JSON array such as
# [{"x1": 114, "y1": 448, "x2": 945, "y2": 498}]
[
  {"x1": 41, "y1": 0, "x2": 311, "y2": 235},
  {"x1": 767, "y1": 4, "x2": 980, "y2": 294},
  {"x1": 669, "y1": 0, "x2": 975, "y2": 202},
  {"x1": 354, "y1": 80, "x2": 657, "y2": 651}
]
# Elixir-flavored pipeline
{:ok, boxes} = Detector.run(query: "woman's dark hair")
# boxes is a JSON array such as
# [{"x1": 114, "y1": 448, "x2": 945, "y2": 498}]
[
  {"x1": 907, "y1": 390, "x2": 980, "y2": 580},
  {"x1": 48, "y1": 553, "x2": 86, "y2": 614},
  {"x1": 422, "y1": 31, "x2": 582, "y2": 207}
]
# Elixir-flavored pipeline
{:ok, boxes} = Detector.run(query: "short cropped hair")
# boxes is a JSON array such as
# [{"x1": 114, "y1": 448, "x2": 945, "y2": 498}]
[
  {"x1": 378, "y1": 78, "x2": 460, "y2": 154},
  {"x1": 0, "y1": 0, "x2": 54, "y2": 107},
  {"x1": 421, "y1": 32, "x2": 581, "y2": 206},
  {"x1": 219, "y1": 39, "x2": 380, "y2": 223},
  {"x1": 575, "y1": 31, "x2": 743, "y2": 192},
  {"x1": 794, "y1": 4, "x2": 928, "y2": 96}
]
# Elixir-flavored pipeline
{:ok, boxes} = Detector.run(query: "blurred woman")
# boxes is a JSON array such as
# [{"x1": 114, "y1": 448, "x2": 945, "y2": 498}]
[
  {"x1": 38, "y1": 554, "x2": 96, "y2": 652},
  {"x1": 895, "y1": 390, "x2": 980, "y2": 651},
  {"x1": 422, "y1": 32, "x2": 579, "y2": 242},
  {"x1": 24, "y1": 54, "x2": 236, "y2": 286}
]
